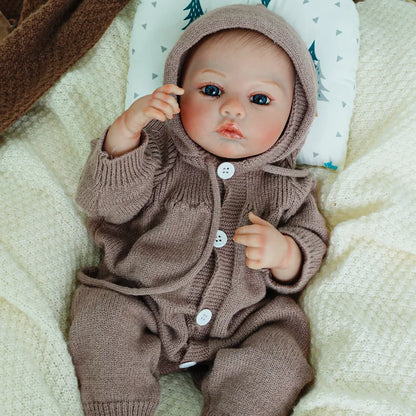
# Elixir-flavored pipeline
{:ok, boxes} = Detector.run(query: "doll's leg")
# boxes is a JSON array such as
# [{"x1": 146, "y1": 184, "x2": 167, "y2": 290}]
[
  {"x1": 68, "y1": 285, "x2": 161, "y2": 416},
  {"x1": 198, "y1": 322, "x2": 313, "y2": 416}
]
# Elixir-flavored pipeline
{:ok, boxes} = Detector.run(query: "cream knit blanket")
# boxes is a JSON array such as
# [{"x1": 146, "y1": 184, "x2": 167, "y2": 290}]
[{"x1": 1, "y1": 0, "x2": 415, "y2": 415}]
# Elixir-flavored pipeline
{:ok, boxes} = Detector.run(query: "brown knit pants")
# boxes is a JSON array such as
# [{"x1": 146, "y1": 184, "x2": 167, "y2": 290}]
[{"x1": 68, "y1": 285, "x2": 313, "y2": 416}]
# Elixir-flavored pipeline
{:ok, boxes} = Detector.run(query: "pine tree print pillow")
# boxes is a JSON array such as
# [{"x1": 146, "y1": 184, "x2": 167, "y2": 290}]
[{"x1": 126, "y1": 0, "x2": 359, "y2": 171}]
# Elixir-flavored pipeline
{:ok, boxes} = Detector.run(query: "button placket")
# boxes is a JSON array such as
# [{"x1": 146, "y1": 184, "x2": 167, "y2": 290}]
[
  {"x1": 214, "y1": 163, "x2": 234, "y2": 250},
  {"x1": 201, "y1": 161, "x2": 232, "y2": 335}
]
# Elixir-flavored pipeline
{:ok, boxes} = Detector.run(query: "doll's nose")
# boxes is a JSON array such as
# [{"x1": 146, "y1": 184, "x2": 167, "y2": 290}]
[{"x1": 220, "y1": 96, "x2": 246, "y2": 118}]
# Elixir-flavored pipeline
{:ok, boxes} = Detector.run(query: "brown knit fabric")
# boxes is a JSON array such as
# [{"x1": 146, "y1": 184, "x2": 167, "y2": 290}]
[
  {"x1": 0, "y1": 11, "x2": 12, "y2": 40},
  {"x1": 69, "y1": 5, "x2": 329, "y2": 416},
  {"x1": 0, "y1": 0, "x2": 129, "y2": 134},
  {"x1": 0, "y1": 0, "x2": 23, "y2": 23}
]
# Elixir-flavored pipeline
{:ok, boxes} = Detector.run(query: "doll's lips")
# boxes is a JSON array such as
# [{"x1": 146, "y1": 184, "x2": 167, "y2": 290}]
[{"x1": 216, "y1": 123, "x2": 243, "y2": 140}]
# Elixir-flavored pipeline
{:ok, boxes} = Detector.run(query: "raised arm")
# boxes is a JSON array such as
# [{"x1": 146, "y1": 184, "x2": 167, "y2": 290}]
[
  {"x1": 75, "y1": 84, "x2": 184, "y2": 224},
  {"x1": 104, "y1": 84, "x2": 184, "y2": 158}
]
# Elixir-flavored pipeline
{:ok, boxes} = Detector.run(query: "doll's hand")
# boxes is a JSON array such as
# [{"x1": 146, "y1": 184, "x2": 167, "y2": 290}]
[
  {"x1": 105, "y1": 84, "x2": 184, "y2": 157},
  {"x1": 233, "y1": 212, "x2": 301, "y2": 282},
  {"x1": 125, "y1": 84, "x2": 185, "y2": 133}
]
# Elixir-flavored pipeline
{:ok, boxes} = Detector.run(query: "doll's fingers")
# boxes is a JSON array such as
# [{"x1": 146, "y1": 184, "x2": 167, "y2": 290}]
[
  {"x1": 143, "y1": 107, "x2": 169, "y2": 122},
  {"x1": 248, "y1": 212, "x2": 273, "y2": 227},
  {"x1": 151, "y1": 92, "x2": 182, "y2": 117},
  {"x1": 233, "y1": 233, "x2": 264, "y2": 248},
  {"x1": 157, "y1": 84, "x2": 185, "y2": 96},
  {"x1": 234, "y1": 224, "x2": 265, "y2": 236},
  {"x1": 152, "y1": 91, "x2": 181, "y2": 114},
  {"x1": 245, "y1": 246, "x2": 263, "y2": 261},
  {"x1": 147, "y1": 99, "x2": 177, "y2": 120},
  {"x1": 245, "y1": 258, "x2": 263, "y2": 270}
]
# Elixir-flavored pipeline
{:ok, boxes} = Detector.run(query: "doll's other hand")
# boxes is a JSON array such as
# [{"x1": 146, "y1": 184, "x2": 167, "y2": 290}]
[
  {"x1": 233, "y1": 212, "x2": 289, "y2": 270},
  {"x1": 233, "y1": 212, "x2": 301, "y2": 282}
]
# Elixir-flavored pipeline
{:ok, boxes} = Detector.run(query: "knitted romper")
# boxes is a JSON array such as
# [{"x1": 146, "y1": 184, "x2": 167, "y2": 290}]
[{"x1": 68, "y1": 5, "x2": 328, "y2": 416}]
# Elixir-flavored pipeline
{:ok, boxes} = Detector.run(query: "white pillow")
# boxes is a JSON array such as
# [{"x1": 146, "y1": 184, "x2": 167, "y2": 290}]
[{"x1": 126, "y1": 0, "x2": 359, "y2": 171}]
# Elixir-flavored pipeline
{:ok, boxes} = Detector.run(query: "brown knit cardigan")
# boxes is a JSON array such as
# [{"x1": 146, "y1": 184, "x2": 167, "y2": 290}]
[{"x1": 75, "y1": 4, "x2": 328, "y2": 304}]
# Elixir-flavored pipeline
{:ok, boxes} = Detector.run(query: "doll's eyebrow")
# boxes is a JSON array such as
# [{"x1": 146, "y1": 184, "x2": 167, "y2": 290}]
[
  {"x1": 199, "y1": 69, "x2": 226, "y2": 78},
  {"x1": 258, "y1": 79, "x2": 283, "y2": 90}
]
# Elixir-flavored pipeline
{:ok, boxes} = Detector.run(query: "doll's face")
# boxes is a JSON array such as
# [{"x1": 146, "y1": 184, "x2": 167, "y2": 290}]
[{"x1": 180, "y1": 31, "x2": 296, "y2": 159}]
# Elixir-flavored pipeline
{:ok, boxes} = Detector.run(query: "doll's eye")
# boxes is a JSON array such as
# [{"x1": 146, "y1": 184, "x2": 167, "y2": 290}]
[
  {"x1": 201, "y1": 85, "x2": 222, "y2": 97},
  {"x1": 250, "y1": 94, "x2": 271, "y2": 105}
]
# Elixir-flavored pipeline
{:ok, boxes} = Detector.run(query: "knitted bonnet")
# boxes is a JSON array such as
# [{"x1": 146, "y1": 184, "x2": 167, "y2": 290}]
[{"x1": 164, "y1": 4, "x2": 317, "y2": 170}]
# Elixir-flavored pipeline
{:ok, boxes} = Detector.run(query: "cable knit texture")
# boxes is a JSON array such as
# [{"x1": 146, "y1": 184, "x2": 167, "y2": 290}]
[{"x1": 0, "y1": 0, "x2": 415, "y2": 415}]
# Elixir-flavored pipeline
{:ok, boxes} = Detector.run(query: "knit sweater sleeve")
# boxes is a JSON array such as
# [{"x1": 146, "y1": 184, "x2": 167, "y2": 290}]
[
  {"x1": 75, "y1": 129, "x2": 163, "y2": 224},
  {"x1": 265, "y1": 178, "x2": 329, "y2": 295}
]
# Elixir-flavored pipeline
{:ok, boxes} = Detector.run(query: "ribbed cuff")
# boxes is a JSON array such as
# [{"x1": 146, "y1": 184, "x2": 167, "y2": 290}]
[
  {"x1": 265, "y1": 226, "x2": 326, "y2": 295},
  {"x1": 94, "y1": 131, "x2": 157, "y2": 188},
  {"x1": 84, "y1": 401, "x2": 158, "y2": 416}
]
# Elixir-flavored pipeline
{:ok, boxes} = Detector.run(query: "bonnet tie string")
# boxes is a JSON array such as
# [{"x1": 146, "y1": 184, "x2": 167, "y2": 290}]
[{"x1": 262, "y1": 164, "x2": 309, "y2": 178}]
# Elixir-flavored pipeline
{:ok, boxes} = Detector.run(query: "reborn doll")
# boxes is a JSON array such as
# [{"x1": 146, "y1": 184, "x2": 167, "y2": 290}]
[{"x1": 69, "y1": 4, "x2": 328, "y2": 416}]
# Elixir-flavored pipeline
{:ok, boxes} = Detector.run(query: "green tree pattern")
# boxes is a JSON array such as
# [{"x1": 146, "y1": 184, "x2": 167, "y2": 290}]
[
  {"x1": 182, "y1": 1, "x2": 270, "y2": 31},
  {"x1": 183, "y1": 0, "x2": 204, "y2": 30},
  {"x1": 309, "y1": 41, "x2": 330, "y2": 102}
]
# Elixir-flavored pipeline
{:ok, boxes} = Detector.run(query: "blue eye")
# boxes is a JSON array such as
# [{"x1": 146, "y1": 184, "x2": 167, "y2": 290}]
[
  {"x1": 250, "y1": 94, "x2": 270, "y2": 105},
  {"x1": 202, "y1": 85, "x2": 221, "y2": 97}
]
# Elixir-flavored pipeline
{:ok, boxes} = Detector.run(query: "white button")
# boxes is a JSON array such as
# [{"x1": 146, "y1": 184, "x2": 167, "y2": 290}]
[
  {"x1": 214, "y1": 230, "x2": 227, "y2": 248},
  {"x1": 196, "y1": 309, "x2": 212, "y2": 326},
  {"x1": 179, "y1": 361, "x2": 197, "y2": 369},
  {"x1": 217, "y1": 162, "x2": 235, "y2": 179}
]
